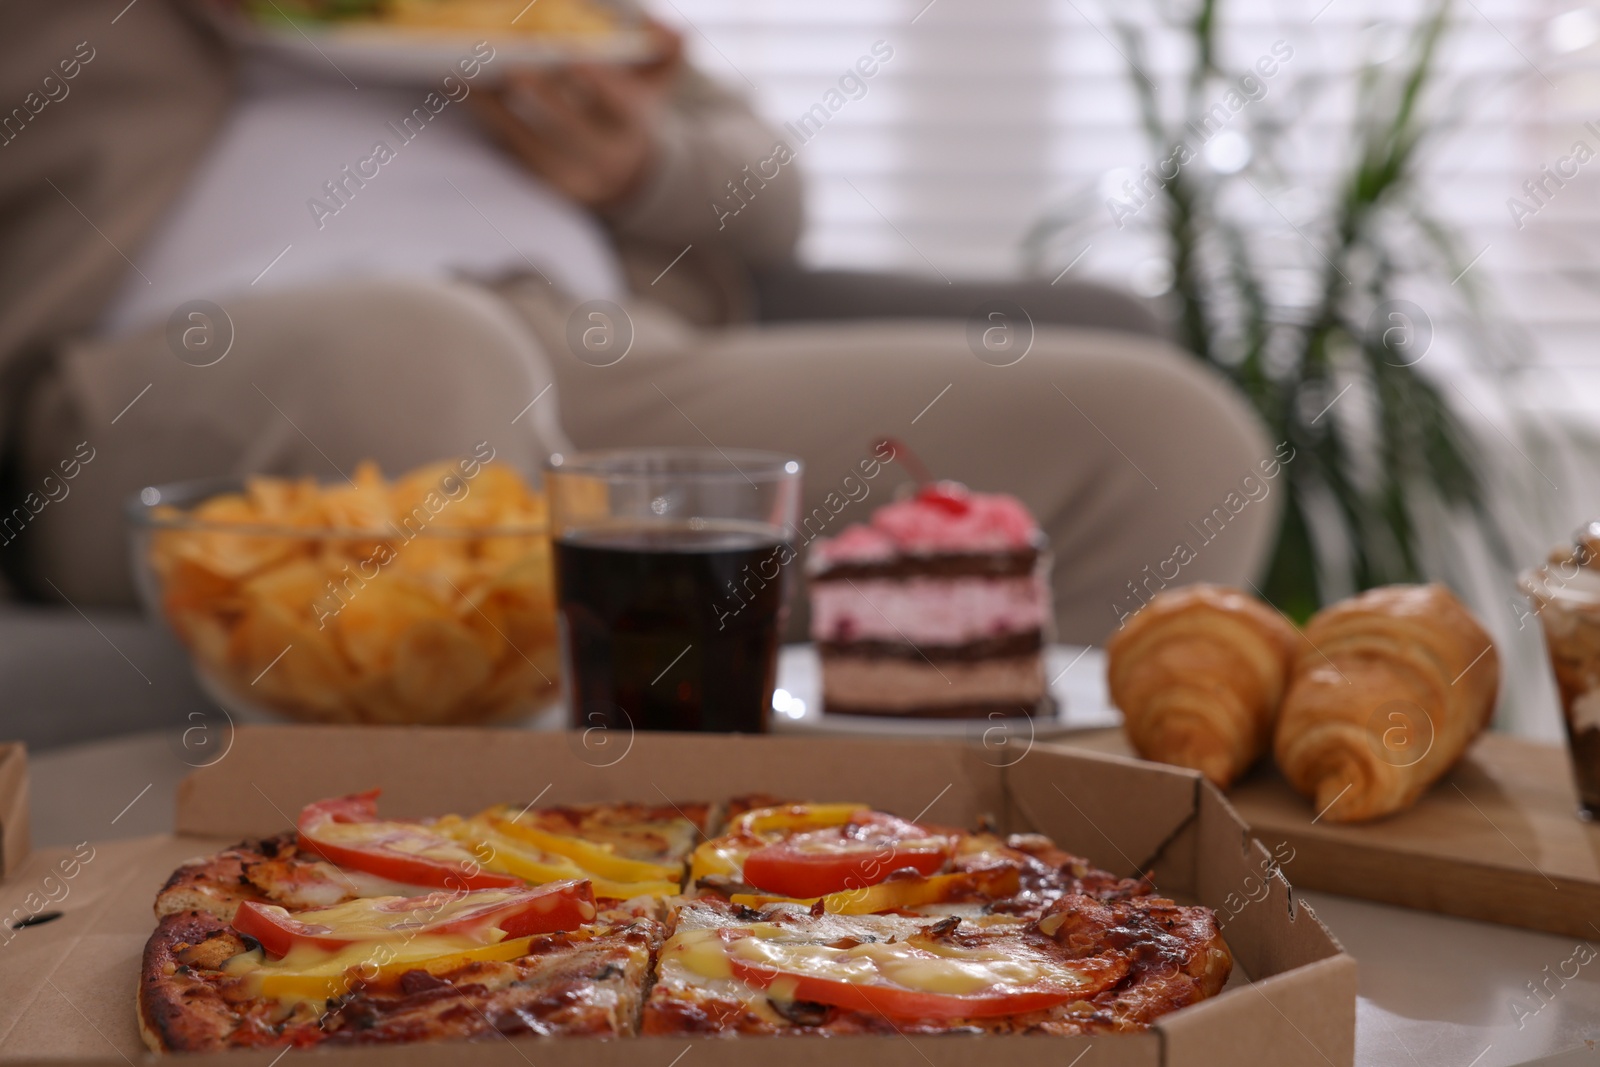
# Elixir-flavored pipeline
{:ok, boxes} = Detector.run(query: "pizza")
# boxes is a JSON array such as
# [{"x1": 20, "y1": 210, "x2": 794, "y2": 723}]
[{"x1": 139, "y1": 793, "x2": 1231, "y2": 1051}]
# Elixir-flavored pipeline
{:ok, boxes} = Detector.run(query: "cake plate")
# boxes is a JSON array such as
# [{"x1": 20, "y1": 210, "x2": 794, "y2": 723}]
[{"x1": 768, "y1": 643, "x2": 1121, "y2": 739}]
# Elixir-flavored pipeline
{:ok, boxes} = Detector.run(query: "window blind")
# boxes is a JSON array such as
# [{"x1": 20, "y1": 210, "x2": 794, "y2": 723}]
[{"x1": 659, "y1": 0, "x2": 1575, "y2": 345}]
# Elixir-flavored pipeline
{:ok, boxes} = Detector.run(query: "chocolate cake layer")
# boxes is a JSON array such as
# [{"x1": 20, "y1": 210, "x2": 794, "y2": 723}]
[
  {"x1": 826, "y1": 695, "x2": 1059, "y2": 721},
  {"x1": 811, "y1": 547, "x2": 1039, "y2": 582},
  {"x1": 819, "y1": 630, "x2": 1043, "y2": 662}
]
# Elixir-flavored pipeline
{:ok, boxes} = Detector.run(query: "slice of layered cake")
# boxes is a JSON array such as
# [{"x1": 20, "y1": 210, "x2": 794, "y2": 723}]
[{"x1": 807, "y1": 483, "x2": 1053, "y2": 718}]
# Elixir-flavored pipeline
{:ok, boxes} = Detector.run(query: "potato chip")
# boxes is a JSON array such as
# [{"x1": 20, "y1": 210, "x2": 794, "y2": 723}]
[
  {"x1": 391, "y1": 617, "x2": 494, "y2": 722},
  {"x1": 165, "y1": 492, "x2": 306, "y2": 580},
  {"x1": 384, "y1": 534, "x2": 480, "y2": 589},
  {"x1": 170, "y1": 608, "x2": 232, "y2": 670},
  {"x1": 239, "y1": 557, "x2": 336, "y2": 622},
  {"x1": 476, "y1": 655, "x2": 558, "y2": 720},
  {"x1": 332, "y1": 580, "x2": 448, "y2": 674},
  {"x1": 159, "y1": 553, "x2": 242, "y2": 618},
  {"x1": 471, "y1": 585, "x2": 558, "y2": 665},
  {"x1": 227, "y1": 595, "x2": 357, "y2": 719},
  {"x1": 243, "y1": 475, "x2": 316, "y2": 525}
]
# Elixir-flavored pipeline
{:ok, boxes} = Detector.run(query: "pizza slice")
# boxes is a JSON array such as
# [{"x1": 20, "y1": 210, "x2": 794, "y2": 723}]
[
  {"x1": 159, "y1": 791, "x2": 706, "y2": 933},
  {"x1": 689, "y1": 802, "x2": 1140, "y2": 917},
  {"x1": 641, "y1": 895, "x2": 1230, "y2": 1036},
  {"x1": 141, "y1": 791, "x2": 716, "y2": 1052},
  {"x1": 140, "y1": 882, "x2": 661, "y2": 1052}
]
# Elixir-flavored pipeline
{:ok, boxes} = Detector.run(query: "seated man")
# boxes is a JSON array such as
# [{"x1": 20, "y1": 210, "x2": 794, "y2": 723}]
[{"x1": 0, "y1": 0, "x2": 1276, "y2": 644}]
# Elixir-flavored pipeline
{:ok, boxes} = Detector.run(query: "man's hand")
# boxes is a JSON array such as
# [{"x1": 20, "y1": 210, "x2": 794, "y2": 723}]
[{"x1": 473, "y1": 20, "x2": 685, "y2": 209}]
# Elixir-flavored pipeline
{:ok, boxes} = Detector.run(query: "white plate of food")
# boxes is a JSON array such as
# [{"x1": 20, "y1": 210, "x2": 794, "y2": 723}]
[
  {"x1": 768, "y1": 643, "x2": 1121, "y2": 739},
  {"x1": 208, "y1": 0, "x2": 658, "y2": 83}
]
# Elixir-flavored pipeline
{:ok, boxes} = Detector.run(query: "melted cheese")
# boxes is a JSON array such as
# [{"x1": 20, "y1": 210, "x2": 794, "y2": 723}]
[
  {"x1": 224, "y1": 933, "x2": 537, "y2": 1003},
  {"x1": 253, "y1": 889, "x2": 527, "y2": 942},
  {"x1": 441, "y1": 817, "x2": 682, "y2": 899},
  {"x1": 688, "y1": 840, "x2": 747, "y2": 882},
  {"x1": 731, "y1": 867, "x2": 1021, "y2": 915},
  {"x1": 734, "y1": 936, "x2": 1085, "y2": 995},
  {"x1": 482, "y1": 814, "x2": 679, "y2": 882},
  {"x1": 310, "y1": 819, "x2": 480, "y2": 867},
  {"x1": 341, "y1": 869, "x2": 452, "y2": 899},
  {"x1": 662, "y1": 928, "x2": 735, "y2": 981},
  {"x1": 660, "y1": 910, "x2": 1088, "y2": 1001},
  {"x1": 245, "y1": 858, "x2": 437, "y2": 911},
  {"x1": 733, "y1": 804, "x2": 867, "y2": 836}
]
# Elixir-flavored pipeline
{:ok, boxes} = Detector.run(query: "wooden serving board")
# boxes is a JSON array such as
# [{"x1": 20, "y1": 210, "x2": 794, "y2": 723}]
[{"x1": 1058, "y1": 730, "x2": 1600, "y2": 939}]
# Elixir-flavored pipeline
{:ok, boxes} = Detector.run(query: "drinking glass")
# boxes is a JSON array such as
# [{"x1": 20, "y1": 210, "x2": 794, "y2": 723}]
[
  {"x1": 1521, "y1": 553, "x2": 1600, "y2": 818},
  {"x1": 547, "y1": 448, "x2": 802, "y2": 734}
]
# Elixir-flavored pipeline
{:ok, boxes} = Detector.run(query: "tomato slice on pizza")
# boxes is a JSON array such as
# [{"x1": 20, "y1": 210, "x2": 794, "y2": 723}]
[
  {"x1": 296, "y1": 791, "x2": 521, "y2": 890},
  {"x1": 716, "y1": 926, "x2": 1122, "y2": 1019},
  {"x1": 740, "y1": 811, "x2": 952, "y2": 899},
  {"x1": 232, "y1": 881, "x2": 597, "y2": 959}
]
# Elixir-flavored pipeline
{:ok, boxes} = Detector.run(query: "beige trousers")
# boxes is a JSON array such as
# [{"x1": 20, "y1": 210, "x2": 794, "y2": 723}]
[{"x1": 18, "y1": 277, "x2": 1280, "y2": 645}]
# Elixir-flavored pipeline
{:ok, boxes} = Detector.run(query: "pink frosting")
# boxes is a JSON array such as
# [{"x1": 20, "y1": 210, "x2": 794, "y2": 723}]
[
  {"x1": 810, "y1": 523, "x2": 898, "y2": 569},
  {"x1": 869, "y1": 490, "x2": 1039, "y2": 554},
  {"x1": 809, "y1": 486, "x2": 1040, "y2": 571}
]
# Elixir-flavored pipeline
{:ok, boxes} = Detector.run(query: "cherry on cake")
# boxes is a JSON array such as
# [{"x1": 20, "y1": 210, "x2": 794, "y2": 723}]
[{"x1": 807, "y1": 482, "x2": 1053, "y2": 718}]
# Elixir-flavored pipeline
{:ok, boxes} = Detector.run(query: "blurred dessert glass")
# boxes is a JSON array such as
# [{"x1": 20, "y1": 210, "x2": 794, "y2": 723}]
[{"x1": 1521, "y1": 522, "x2": 1600, "y2": 818}]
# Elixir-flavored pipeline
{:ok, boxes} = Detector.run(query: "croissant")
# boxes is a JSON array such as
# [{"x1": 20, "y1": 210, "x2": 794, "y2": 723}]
[
  {"x1": 1274, "y1": 584, "x2": 1499, "y2": 823},
  {"x1": 1106, "y1": 585, "x2": 1300, "y2": 788}
]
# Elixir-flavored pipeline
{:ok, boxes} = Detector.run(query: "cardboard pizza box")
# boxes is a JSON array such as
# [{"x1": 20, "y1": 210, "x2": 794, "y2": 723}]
[
  {"x1": 0, "y1": 726, "x2": 1356, "y2": 1066},
  {"x1": 0, "y1": 743, "x2": 26, "y2": 880}
]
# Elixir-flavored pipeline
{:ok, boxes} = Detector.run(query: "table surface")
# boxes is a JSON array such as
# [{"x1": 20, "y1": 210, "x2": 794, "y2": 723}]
[{"x1": 21, "y1": 731, "x2": 1600, "y2": 1067}]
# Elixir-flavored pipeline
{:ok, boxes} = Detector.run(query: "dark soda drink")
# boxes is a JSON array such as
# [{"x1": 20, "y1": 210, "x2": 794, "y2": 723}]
[{"x1": 556, "y1": 521, "x2": 790, "y2": 733}]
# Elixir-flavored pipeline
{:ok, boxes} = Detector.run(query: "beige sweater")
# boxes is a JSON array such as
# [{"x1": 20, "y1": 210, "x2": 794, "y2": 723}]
[{"x1": 0, "y1": 0, "x2": 801, "y2": 442}]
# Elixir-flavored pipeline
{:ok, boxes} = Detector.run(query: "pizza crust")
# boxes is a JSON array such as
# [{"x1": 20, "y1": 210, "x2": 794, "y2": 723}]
[{"x1": 139, "y1": 911, "x2": 271, "y2": 1053}]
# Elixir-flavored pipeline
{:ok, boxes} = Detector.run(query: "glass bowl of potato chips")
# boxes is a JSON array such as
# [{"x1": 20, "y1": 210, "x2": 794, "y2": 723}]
[{"x1": 129, "y1": 457, "x2": 560, "y2": 725}]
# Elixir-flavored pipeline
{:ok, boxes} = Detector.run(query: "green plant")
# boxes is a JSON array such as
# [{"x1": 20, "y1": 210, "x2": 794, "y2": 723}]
[{"x1": 1026, "y1": 0, "x2": 1505, "y2": 620}]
